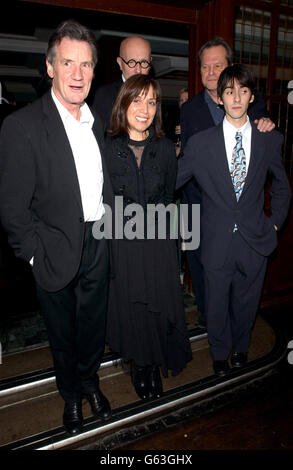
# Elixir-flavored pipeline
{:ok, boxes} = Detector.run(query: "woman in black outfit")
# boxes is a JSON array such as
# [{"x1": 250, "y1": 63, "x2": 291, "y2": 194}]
[{"x1": 105, "y1": 74, "x2": 192, "y2": 400}]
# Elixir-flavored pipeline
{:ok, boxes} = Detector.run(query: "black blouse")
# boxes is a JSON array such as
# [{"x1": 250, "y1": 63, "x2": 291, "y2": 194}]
[{"x1": 105, "y1": 130, "x2": 177, "y2": 208}]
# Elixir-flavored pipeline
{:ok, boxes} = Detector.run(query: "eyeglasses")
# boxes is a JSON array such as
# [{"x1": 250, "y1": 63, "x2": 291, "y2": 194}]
[{"x1": 119, "y1": 56, "x2": 151, "y2": 69}]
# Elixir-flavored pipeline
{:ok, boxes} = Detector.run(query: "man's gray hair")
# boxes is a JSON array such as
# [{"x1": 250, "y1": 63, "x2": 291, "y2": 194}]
[{"x1": 46, "y1": 19, "x2": 98, "y2": 66}]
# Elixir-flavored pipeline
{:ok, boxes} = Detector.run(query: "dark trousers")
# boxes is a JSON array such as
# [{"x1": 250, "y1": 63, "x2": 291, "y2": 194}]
[
  {"x1": 204, "y1": 231, "x2": 267, "y2": 361},
  {"x1": 186, "y1": 247, "x2": 205, "y2": 315},
  {"x1": 182, "y1": 187, "x2": 205, "y2": 316},
  {"x1": 36, "y1": 223, "x2": 109, "y2": 403}
]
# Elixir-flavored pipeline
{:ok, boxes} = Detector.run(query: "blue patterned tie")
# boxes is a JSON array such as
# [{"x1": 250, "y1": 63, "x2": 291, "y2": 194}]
[
  {"x1": 230, "y1": 132, "x2": 246, "y2": 232},
  {"x1": 230, "y1": 131, "x2": 246, "y2": 201}
]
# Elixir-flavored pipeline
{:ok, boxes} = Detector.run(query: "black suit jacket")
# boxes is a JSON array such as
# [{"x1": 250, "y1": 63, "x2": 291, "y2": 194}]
[
  {"x1": 0, "y1": 91, "x2": 114, "y2": 292},
  {"x1": 176, "y1": 122, "x2": 291, "y2": 269},
  {"x1": 92, "y1": 78, "x2": 123, "y2": 130},
  {"x1": 181, "y1": 90, "x2": 270, "y2": 150},
  {"x1": 180, "y1": 90, "x2": 271, "y2": 205}
]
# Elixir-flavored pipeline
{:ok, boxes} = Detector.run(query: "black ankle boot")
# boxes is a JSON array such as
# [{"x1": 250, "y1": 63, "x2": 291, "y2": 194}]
[
  {"x1": 149, "y1": 365, "x2": 163, "y2": 399},
  {"x1": 131, "y1": 363, "x2": 149, "y2": 400}
]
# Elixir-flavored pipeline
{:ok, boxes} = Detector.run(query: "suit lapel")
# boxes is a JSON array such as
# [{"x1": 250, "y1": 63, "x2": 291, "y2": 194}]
[
  {"x1": 42, "y1": 91, "x2": 83, "y2": 210},
  {"x1": 92, "y1": 114, "x2": 105, "y2": 154},
  {"x1": 198, "y1": 92, "x2": 216, "y2": 129},
  {"x1": 240, "y1": 123, "x2": 265, "y2": 197},
  {"x1": 92, "y1": 113, "x2": 107, "y2": 183},
  {"x1": 210, "y1": 122, "x2": 266, "y2": 202},
  {"x1": 210, "y1": 124, "x2": 236, "y2": 196},
  {"x1": 91, "y1": 111, "x2": 114, "y2": 207}
]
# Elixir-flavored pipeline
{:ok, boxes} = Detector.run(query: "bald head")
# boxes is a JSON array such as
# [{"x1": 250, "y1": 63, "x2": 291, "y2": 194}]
[{"x1": 117, "y1": 36, "x2": 151, "y2": 80}]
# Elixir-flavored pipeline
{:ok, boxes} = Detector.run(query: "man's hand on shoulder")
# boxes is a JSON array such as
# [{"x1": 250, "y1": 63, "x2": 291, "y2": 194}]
[{"x1": 254, "y1": 117, "x2": 275, "y2": 132}]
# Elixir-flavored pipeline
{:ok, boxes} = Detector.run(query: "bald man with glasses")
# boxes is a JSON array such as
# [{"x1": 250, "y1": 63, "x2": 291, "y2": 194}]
[{"x1": 92, "y1": 36, "x2": 152, "y2": 130}]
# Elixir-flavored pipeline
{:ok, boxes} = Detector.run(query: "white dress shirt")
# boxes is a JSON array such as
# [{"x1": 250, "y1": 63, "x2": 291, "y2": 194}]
[
  {"x1": 51, "y1": 89, "x2": 104, "y2": 222},
  {"x1": 223, "y1": 115, "x2": 252, "y2": 172},
  {"x1": 29, "y1": 91, "x2": 104, "y2": 266}
]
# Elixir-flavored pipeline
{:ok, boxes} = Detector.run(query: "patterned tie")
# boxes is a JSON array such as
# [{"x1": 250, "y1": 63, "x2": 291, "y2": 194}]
[{"x1": 230, "y1": 131, "x2": 246, "y2": 201}]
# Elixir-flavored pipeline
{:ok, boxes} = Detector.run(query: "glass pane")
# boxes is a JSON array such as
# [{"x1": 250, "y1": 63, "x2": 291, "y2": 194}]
[
  {"x1": 234, "y1": 6, "x2": 271, "y2": 67},
  {"x1": 234, "y1": 6, "x2": 292, "y2": 173},
  {"x1": 280, "y1": 0, "x2": 293, "y2": 7}
]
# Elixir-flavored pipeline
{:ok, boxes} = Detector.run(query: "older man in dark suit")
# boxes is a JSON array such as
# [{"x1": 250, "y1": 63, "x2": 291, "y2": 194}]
[
  {"x1": 180, "y1": 37, "x2": 275, "y2": 330},
  {"x1": 0, "y1": 20, "x2": 114, "y2": 435},
  {"x1": 177, "y1": 64, "x2": 291, "y2": 376}
]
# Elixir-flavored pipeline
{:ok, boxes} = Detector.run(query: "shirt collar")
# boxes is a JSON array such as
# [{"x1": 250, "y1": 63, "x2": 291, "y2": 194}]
[
  {"x1": 223, "y1": 115, "x2": 251, "y2": 138},
  {"x1": 51, "y1": 88, "x2": 94, "y2": 127},
  {"x1": 204, "y1": 89, "x2": 219, "y2": 108}
]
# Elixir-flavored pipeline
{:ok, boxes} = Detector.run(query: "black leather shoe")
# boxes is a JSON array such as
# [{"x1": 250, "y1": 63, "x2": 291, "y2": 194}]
[
  {"x1": 231, "y1": 352, "x2": 248, "y2": 368},
  {"x1": 132, "y1": 364, "x2": 149, "y2": 400},
  {"x1": 213, "y1": 360, "x2": 230, "y2": 377},
  {"x1": 63, "y1": 401, "x2": 83, "y2": 435},
  {"x1": 84, "y1": 389, "x2": 111, "y2": 420},
  {"x1": 149, "y1": 365, "x2": 163, "y2": 399}
]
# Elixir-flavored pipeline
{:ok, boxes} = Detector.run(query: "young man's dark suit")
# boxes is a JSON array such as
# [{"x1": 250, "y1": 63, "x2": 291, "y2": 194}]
[
  {"x1": 181, "y1": 90, "x2": 269, "y2": 150},
  {"x1": 0, "y1": 90, "x2": 114, "y2": 403},
  {"x1": 179, "y1": 91, "x2": 270, "y2": 320},
  {"x1": 92, "y1": 78, "x2": 123, "y2": 130},
  {"x1": 177, "y1": 121, "x2": 291, "y2": 360}
]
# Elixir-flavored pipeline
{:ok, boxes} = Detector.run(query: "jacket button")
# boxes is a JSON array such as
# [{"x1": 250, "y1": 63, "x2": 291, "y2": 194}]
[{"x1": 79, "y1": 217, "x2": 83, "y2": 223}]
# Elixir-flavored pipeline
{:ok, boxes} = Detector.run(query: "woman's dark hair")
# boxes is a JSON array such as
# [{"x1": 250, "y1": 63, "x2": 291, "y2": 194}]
[
  {"x1": 46, "y1": 19, "x2": 98, "y2": 66},
  {"x1": 109, "y1": 74, "x2": 165, "y2": 139},
  {"x1": 217, "y1": 64, "x2": 256, "y2": 99}
]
